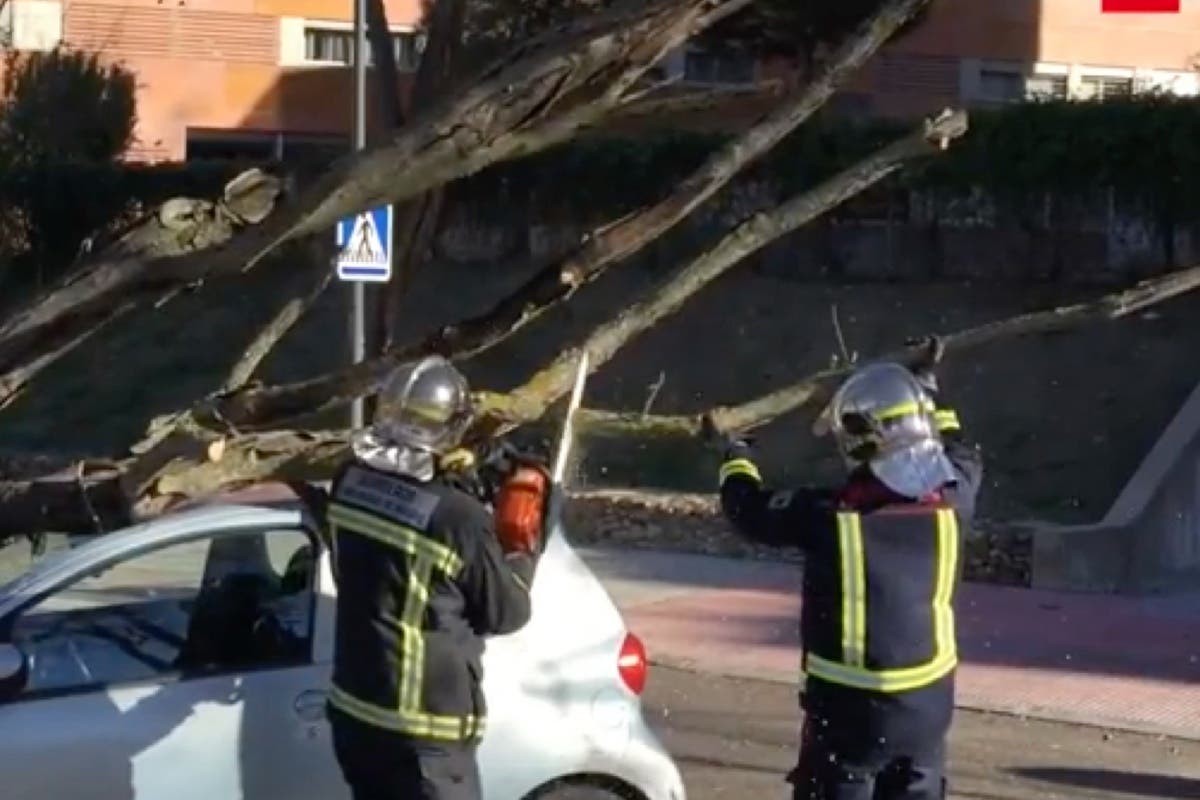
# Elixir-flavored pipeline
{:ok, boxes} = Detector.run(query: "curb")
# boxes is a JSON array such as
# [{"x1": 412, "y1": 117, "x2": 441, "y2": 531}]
[{"x1": 645, "y1": 655, "x2": 1200, "y2": 744}]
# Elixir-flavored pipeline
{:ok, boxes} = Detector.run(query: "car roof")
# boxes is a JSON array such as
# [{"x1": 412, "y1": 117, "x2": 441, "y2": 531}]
[{"x1": 0, "y1": 504, "x2": 304, "y2": 608}]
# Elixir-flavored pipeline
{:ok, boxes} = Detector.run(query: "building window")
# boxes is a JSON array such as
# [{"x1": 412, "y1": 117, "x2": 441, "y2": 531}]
[
  {"x1": 978, "y1": 69, "x2": 1025, "y2": 103},
  {"x1": 1025, "y1": 74, "x2": 1068, "y2": 101},
  {"x1": 683, "y1": 48, "x2": 756, "y2": 85},
  {"x1": 186, "y1": 130, "x2": 277, "y2": 161},
  {"x1": 185, "y1": 129, "x2": 348, "y2": 164},
  {"x1": 975, "y1": 67, "x2": 1068, "y2": 105},
  {"x1": 1077, "y1": 75, "x2": 1133, "y2": 101},
  {"x1": 303, "y1": 26, "x2": 422, "y2": 70}
]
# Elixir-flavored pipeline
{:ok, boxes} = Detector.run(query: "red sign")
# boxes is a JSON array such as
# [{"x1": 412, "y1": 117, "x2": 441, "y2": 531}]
[{"x1": 1102, "y1": 0, "x2": 1180, "y2": 11}]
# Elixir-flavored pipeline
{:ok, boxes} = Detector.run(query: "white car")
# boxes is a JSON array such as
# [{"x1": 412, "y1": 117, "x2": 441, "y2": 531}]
[{"x1": 0, "y1": 503, "x2": 685, "y2": 800}]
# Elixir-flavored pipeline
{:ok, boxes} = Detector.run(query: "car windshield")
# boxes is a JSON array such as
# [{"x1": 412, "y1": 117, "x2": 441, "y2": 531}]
[{"x1": 0, "y1": 546, "x2": 78, "y2": 601}]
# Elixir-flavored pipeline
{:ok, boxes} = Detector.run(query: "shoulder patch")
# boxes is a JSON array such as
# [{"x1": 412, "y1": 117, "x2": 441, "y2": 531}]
[{"x1": 335, "y1": 464, "x2": 440, "y2": 530}]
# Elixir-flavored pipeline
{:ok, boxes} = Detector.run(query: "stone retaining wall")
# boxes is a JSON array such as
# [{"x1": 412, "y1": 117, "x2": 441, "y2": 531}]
[{"x1": 564, "y1": 489, "x2": 1032, "y2": 587}]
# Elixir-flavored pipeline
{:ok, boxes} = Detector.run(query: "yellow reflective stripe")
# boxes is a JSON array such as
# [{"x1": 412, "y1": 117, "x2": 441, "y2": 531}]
[
  {"x1": 398, "y1": 556, "x2": 435, "y2": 712},
  {"x1": 807, "y1": 508, "x2": 960, "y2": 694},
  {"x1": 934, "y1": 409, "x2": 960, "y2": 432},
  {"x1": 329, "y1": 685, "x2": 485, "y2": 741},
  {"x1": 511, "y1": 570, "x2": 530, "y2": 592},
  {"x1": 329, "y1": 501, "x2": 474, "y2": 727},
  {"x1": 933, "y1": 508, "x2": 959, "y2": 664},
  {"x1": 328, "y1": 502, "x2": 462, "y2": 575},
  {"x1": 837, "y1": 512, "x2": 867, "y2": 667},
  {"x1": 719, "y1": 458, "x2": 761, "y2": 484},
  {"x1": 804, "y1": 648, "x2": 957, "y2": 693},
  {"x1": 875, "y1": 400, "x2": 928, "y2": 422}
]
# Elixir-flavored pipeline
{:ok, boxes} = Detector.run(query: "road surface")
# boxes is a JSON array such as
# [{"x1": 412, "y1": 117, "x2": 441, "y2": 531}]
[{"x1": 644, "y1": 665, "x2": 1200, "y2": 800}]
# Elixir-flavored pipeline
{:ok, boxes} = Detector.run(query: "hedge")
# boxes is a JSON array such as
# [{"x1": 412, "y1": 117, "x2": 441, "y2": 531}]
[
  {"x1": 5, "y1": 95, "x2": 1199, "y2": 291},
  {"x1": 452, "y1": 95, "x2": 1200, "y2": 223}
]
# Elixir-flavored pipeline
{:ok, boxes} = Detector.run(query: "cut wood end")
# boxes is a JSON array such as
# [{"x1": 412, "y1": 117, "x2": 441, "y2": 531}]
[
  {"x1": 206, "y1": 439, "x2": 227, "y2": 462},
  {"x1": 925, "y1": 108, "x2": 969, "y2": 144}
]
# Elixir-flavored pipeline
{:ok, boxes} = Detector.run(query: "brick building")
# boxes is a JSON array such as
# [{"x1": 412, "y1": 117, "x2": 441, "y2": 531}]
[
  {"x1": 0, "y1": 0, "x2": 1198, "y2": 161},
  {"x1": 0, "y1": 0, "x2": 424, "y2": 160}
]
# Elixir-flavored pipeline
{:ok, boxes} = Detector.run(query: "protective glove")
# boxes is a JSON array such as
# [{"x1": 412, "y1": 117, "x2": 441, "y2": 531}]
[
  {"x1": 701, "y1": 413, "x2": 754, "y2": 460},
  {"x1": 439, "y1": 448, "x2": 477, "y2": 473},
  {"x1": 721, "y1": 434, "x2": 755, "y2": 463}
]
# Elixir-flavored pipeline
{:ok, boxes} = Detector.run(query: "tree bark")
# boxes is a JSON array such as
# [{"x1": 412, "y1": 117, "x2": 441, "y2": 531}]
[
  {"x1": 365, "y1": 0, "x2": 405, "y2": 129},
  {"x1": 207, "y1": 0, "x2": 933, "y2": 429},
  {"x1": 373, "y1": 0, "x2": 469, "y2": 355},
  {"x1": 0, "y1": 0, "x2": 742, "y2": 387},
  {"x1": 607, "y1": 82, "x2": 787, "y2": 123}
]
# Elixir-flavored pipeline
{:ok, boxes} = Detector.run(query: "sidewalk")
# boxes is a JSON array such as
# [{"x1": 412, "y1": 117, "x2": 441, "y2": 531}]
[{"x1": 578, "y1": 546, "x2": 1200, "y2": 741}]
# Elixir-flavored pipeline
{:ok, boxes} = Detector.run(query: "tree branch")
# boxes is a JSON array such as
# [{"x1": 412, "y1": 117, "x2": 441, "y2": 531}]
[
  {"x1": 607, "y1": 81, "x2": 787, "y2": 123},
  {"x1": 486, "y1": 108, "x2": 968, "y2": 428},
  {"x1": 204, "y1": 0, "x2": 932, "y2": 431},
  {"x1": 221, "y1": 256, "x2": 335, "y2": 395},
  {"x1": 5, "y1": 250, "x2": 1200, "y2": 535},
  {"x1": 0, "y1": 170, "x2": 284, "y2": 394},
  {"x1": 578, "y1": 260, "x2": 1200, "y2": 439},
  {"x1": 0, "y1": 299, "x2": 136, "y2": 410},
  {"x1": 0, "y1": 0, "x2": 743, "y2": 389},
  {"x1": 400, "y1": 0, "x2": 934, "y2": 361}
]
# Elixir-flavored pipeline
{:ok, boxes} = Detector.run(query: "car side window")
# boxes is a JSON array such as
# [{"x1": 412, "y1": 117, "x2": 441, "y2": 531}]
[{"x1": 7, "y1": 527, "x2": 316, "y2": 699}]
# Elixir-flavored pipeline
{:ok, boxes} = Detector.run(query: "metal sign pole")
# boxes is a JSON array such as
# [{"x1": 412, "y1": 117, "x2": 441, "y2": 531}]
[{"x1": 350, "y1": 0, "x2": 368, "y2": 428}]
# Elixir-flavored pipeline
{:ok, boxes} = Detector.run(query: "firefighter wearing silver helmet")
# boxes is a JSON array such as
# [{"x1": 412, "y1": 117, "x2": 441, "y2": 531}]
[
  {"x1": 716, "y1": 338, "x2": 983, "y2": 800},
  {"x1": 324, "y1": 355, "x2": 540, "y2": 800},
  {"x1": 816, "y1": 361, "x2": 959, "y2": 499}
]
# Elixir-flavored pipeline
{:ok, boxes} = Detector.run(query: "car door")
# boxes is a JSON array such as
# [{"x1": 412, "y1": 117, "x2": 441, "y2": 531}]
[{"x1": 0, "y1": 520, "x2": 346, "y2": 800}]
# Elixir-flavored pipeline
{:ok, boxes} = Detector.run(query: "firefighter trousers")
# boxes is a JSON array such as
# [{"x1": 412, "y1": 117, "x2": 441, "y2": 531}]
[
  {"x1": 330, "y1": 707, "x2": 482, "y2": 800},
  {"x1": 788, "y1": 748, "x2": 946, "y2": 800},
  {"x1": 787, "y1": 703, "x2": 947, "y2": 800}
]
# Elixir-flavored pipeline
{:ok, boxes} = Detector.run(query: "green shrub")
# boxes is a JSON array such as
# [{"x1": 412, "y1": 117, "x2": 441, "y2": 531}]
[
  {"x1": 453, "y1": 95, "x2": 1200, "y2": 227},
  {"x1": 0, "y1": 48, "x2": 136, "y2": 167}
]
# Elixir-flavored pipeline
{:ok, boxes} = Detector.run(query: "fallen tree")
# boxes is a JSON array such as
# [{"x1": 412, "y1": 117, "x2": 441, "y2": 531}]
[
  {"x1": 3, "y1": 101, "x2": 968, "y2": 537},
  {"x1": 7, "y1": 0, "x2": 1198, "y2": 549},
  {"x1": 7, "y1": 256, "x2": 1199, "y2": 539}
]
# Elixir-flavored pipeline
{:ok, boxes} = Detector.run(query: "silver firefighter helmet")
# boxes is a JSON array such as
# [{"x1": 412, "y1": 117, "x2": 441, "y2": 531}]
[
  {"x1": 369, "y1": 355, "x2": 474, "y2": 454},
  {"x1": 813, "y1": 361, "x2": 956, "y2": 498}
]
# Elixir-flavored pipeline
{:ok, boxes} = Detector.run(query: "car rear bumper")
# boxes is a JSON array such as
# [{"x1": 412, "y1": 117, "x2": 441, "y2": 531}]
[{"x1": 610, "y1": 710, "x2": 686, "y2": 800}]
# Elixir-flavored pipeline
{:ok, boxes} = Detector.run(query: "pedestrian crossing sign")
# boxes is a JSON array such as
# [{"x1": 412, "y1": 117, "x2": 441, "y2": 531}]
[{"x1": 335, "y1": 205, "x2": 393, "y2": 282}]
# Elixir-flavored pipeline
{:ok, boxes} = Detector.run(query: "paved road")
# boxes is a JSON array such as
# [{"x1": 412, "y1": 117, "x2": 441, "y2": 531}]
[
  {"x1": 583, "y1": 546, "x2": 1200, "y2": 740},
  {"x1": 644, "y1": 665, "x2": 1200, "y2": 800}
]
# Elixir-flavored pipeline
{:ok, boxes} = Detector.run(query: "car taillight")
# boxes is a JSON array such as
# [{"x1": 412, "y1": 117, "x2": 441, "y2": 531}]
[{"x1": 617, "y1": 632, "x2": 647, "y2": 696}]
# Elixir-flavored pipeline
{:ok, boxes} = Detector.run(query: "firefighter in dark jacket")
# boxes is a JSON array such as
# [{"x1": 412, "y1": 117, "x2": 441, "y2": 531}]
[
  {"x1": 717, "y1": 347, "x2": 983, "y2": 800},
  {"x1": 323, "y1": 355, "x2": 544, "y2": 800}
]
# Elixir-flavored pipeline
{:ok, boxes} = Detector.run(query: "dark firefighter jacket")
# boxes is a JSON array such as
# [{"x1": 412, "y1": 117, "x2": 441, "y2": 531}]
[
  {"x1": 719, "y1": 403, "x2": 984, "y2": 753},
  {"x1": 324, "y1": 458, "x2": 536, "y2": 743}
]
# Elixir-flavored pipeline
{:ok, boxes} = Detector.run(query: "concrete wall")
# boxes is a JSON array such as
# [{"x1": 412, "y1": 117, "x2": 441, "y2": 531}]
[
  {"x1": 438, "y1": 185, "x2": 1200, "y2": 285},
  {"x1": 1032, "y1": 380, "x2": 1200, "y2": 594}
]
